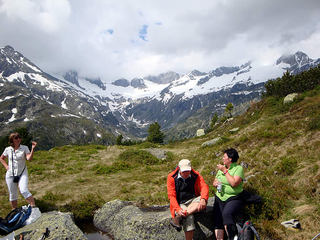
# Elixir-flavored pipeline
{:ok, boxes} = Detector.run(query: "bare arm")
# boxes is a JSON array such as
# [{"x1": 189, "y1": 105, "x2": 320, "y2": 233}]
[
  {"x1": 217, "y1": 164, "x2": 242, "y2": 187},
  {"x1": 0, "y1": 154, "x2": 8, "y2": 170},
  {"x1": 26, "y1": 141, "x2": 37, "y2": 161}
]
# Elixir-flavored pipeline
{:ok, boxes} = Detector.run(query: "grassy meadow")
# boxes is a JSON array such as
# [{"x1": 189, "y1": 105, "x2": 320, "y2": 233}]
[{"x1": 0, "y1": 87, "x2": 319, "y2": 240}]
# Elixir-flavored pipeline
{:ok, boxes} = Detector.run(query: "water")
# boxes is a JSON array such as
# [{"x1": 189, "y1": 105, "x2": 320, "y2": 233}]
[{"x1": 80, "y1": 222, "x2": 112, "y2": 240}]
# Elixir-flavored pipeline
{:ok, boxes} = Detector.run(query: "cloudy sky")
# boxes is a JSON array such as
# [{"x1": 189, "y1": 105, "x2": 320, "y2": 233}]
[{"x1": 1, "y1": 0, "x2": 320, "y2": 82}]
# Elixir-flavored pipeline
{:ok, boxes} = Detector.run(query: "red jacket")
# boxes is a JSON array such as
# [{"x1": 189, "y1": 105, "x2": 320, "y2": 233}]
[{"x1": 167, "y1": 167, "x2": 209, "y2": 218}]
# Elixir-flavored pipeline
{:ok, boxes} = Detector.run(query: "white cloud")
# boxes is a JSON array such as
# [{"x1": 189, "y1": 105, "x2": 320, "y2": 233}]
[
  {"x1": 0, "y1": 0, "x2": 71, "y2": 33},
  {"x1": 0, "y1": 0, "x2": 320, "y2": 82}
]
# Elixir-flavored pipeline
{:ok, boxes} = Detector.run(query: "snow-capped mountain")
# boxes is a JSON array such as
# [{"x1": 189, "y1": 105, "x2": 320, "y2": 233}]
[{"x1": 1, "y1": 45, "x2": 319, "y2": 147}]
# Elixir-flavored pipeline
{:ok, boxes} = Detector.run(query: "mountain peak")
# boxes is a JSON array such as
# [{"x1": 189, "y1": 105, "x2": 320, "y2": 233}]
[
  {"x1": 190, "y1": 69, "x2": 207, "y2": 76},
  {"x1": 0, "y1": 45, "x2": 42, "y2": 77},
  {"x1": 3, "y1": 45, "x2": 15, "y2": 52},
  {"x1": 275, "y1": 51, "x2": 319, "y2": 74},
  {"x1": 144, "y1": 71, "x2": 180, "y2": 84},
  {"x1": 112, "y1": 78, "x2": 130, "y2": 87},
  {"x1": 276, "y1": 51, "x2": 309, "y2": 66},
  {"x1": 64, "y1": 70, "x2": 79, "y2": 86}
]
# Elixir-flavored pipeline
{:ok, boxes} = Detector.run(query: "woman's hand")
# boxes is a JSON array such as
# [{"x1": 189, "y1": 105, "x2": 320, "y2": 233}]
[
  {"x1": 217, "y1": 164, "x2": 226, "y2": 171},
  {"x1": 177, "y1": 209, "x2": 187, "y2": 217},
  {"x1": 31, "y1": 141, "x2": 37, "y2": 149},
  {"x1": 213, "y1": 178, "x2": 219, "y2": 187}
]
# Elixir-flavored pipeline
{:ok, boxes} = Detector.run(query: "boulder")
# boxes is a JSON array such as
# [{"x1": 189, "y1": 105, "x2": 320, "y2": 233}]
[
  {"x1": 229, "y1": 127, "x2": 239, "y2": 133},
  {"x1": 283, "y1": 93, "x2": 298, "y2": 104},
  {"x1": 201, "y1": 137, "x2": 222, "y2": 147},
  {"x1": 196, "y1": 129, "x2": 205, "y2": 137},
  {"x1": 145, "y1": 148, "x2": 167, "y2": 160},
  {"x1": 7, "y1": 211, "x2": 87, "y2": 240},
  {"x1": 94, "y1": 198, "x2": 215, "y2": 240}
]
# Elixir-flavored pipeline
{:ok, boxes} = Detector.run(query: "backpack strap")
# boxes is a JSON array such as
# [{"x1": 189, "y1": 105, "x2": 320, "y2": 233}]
[
  {"x1": 249, "y1": 224, "x2": 261, "y2": 240},
  {"x1": 11, "y1": 148, "x2": 26, "y2": 178},
  {"x1": 312, "y1": 233, "x2": 320, "y2": 240}
]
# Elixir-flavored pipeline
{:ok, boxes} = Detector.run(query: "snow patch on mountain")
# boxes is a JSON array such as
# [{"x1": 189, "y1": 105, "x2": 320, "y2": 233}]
[
  {"x1": 61, "y1": 98, "x2": 67, "y2": 109},
  {"x1": 24, "y1": 61, "x2": 41, "y2": 73},
  {"x1": 128, "y1": 113, "x2": 150, "y2": 127},
  {"x1": 0, "y1": 95, "x2": 15, "y2": 102},
  {"x1": 51, "y1": 113, "x2": 81, "y2": 118}
]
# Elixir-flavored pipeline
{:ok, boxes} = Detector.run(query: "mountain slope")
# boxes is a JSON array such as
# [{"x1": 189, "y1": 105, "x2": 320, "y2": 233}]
[
  {"x1": 0, "y1": 84, "x2": 319, "y2": 240},
  {"x1": 0, "y1": 46, "x2": 117, "y2": 149},
  {"x1": 1, "y1": 45, "x2": 320, "y2": 146}
]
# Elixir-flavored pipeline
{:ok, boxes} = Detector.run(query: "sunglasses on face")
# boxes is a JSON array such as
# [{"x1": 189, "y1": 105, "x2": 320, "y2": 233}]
[{"x1": 14, "y1": 136, "x2": 21, "y2": 139}]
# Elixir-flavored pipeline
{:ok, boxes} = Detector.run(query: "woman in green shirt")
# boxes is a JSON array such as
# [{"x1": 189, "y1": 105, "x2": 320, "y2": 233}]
[{"x1": 212, "y1": 148, "x2": 244, "y2": 240}]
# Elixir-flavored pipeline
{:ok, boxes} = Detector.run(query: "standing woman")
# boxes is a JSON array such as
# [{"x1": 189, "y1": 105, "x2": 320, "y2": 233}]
[
  {"x1": 212, "y1": 148, "x2": 244, "y2": 240},
  {"x1": 0, "y1": 132, "x2": 37, "y2": 209}
]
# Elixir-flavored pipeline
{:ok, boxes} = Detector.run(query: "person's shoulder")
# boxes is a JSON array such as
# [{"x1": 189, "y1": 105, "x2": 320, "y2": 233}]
[
  {"x1": 236, "y1": 164, "x2": 244, "y2": 170},
  {"x1": 168, "y1": 167, "x2": 179, "y2": 178},
  {"x1": 191, "y1": 169, "x2": 202, "y2": 177},
  {"x1": 3, "y1": 146, "x2": 11, "y2": 152},
  {"x1": 20, "y1": 145, "x2": 30, "y2": 151}
]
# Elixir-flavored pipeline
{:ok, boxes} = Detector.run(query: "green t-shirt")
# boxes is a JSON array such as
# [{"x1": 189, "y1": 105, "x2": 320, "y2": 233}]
[{"x1": 215, "y1": 162, "x2": 244, "y2": 201}]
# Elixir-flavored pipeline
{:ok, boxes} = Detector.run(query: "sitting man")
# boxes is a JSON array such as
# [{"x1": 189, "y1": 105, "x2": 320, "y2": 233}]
[{"x1": 167, "y1": 159, "x2": 209, "y2": 240}]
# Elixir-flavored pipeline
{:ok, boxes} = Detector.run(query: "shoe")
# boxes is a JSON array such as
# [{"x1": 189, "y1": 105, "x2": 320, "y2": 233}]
[
  {"x1": 25, "y1": 207, "x2": 41, "y2": 225},
  {"x1": 170, "y1": 219, "x2": 182, "y2": 232}
]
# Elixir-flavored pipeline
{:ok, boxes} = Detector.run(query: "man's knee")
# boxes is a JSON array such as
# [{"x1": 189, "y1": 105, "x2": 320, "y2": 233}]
[{"x1": 183, "y1": 214, "x2": 195, "y2": 232}]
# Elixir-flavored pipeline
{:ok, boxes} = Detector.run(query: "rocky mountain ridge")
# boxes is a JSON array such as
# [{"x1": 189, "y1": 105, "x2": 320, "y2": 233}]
[{"x1": 1, "y1": 45, "x2": 319, "y2": 147}]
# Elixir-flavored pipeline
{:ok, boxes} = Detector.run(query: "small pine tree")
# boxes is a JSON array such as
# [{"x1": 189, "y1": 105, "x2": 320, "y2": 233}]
[
  {"x1": 225, "y1": 103, "x2": 234, "y2": 118},
  {"x1": 147, "y1": 122, "x2": 164, "y2": 144},
  {"x1": 210, "y1": 113, "x2": 218, "y2": 129},
  {"x1": 116, "y1": 134, "x2": 123, "y2": 145}
]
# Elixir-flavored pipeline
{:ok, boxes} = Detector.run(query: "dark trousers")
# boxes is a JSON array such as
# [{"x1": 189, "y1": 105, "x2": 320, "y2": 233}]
[{"x1": 213, "y1": 195, "x2": 243, "y2": 229}]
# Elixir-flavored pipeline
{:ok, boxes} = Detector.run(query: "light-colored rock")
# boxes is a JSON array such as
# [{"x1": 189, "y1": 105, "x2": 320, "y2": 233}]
[
  {"x1": 94, "y1": 198, "x2": 215, "y2": 240},
  {"x1": 145, "y1": 148, "x2": 167, "y2": 160},
  {"x1": 283, "y1": 93, "x2": 299, "y2": 104},
  {"x1": 196, "y1": 129, "x2": 205, "y2": 137},
  {"x1": 201, "y1": 137, "x2": 222, "y2": 147},
  {"x1": 229, "y1": 127, "x2": 239, "y2": 133},
  {"x1": 11, "y1": 211, "x2": 87, "y2": 240}
]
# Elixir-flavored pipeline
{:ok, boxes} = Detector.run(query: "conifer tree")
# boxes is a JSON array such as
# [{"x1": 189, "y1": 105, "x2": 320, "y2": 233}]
[
  {"x1": 225, "y1": 103, "x2": 234, "y2": 118},
  {"x1": 116, "y1": 134, "x2": 123, "y2": 145},
  {"x1": 147, "y1": 122, "x2": 164, "y2": 143},
  {"x1": 210, "y1": 113, "x2": 218, "y2": 129}
]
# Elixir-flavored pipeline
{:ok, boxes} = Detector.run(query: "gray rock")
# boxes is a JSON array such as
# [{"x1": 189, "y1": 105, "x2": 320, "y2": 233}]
[
  {"x1": 240, "y1": 161, "x2": 249, "y2": 169},
  {"x1": 11, "y1": 211, "x2": 87, "y2": 240},
  {"x1": 283, "y1": 93, "x2": 298, "y2": 104},
  {"x1": 201, "y1": 137, "x2": 222, "y2": 147},
  {"x1": 94, "y1": 198, "x2": 215, "y2": 240},
  {"x1": 229, "y1": 127, "x2": 239, "y2": 133},
  {"x1": 145, "y1": 148, "x2": 167, "y2": 160}
]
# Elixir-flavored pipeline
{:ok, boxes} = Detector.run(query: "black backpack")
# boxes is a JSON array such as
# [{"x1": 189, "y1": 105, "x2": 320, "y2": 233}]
[
  {"x1": 236, "y1": 221, "x2": 260, "y2": 240},
  {"x1": 0, "y1": 205, "x2": 32, "y2": 235}
]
